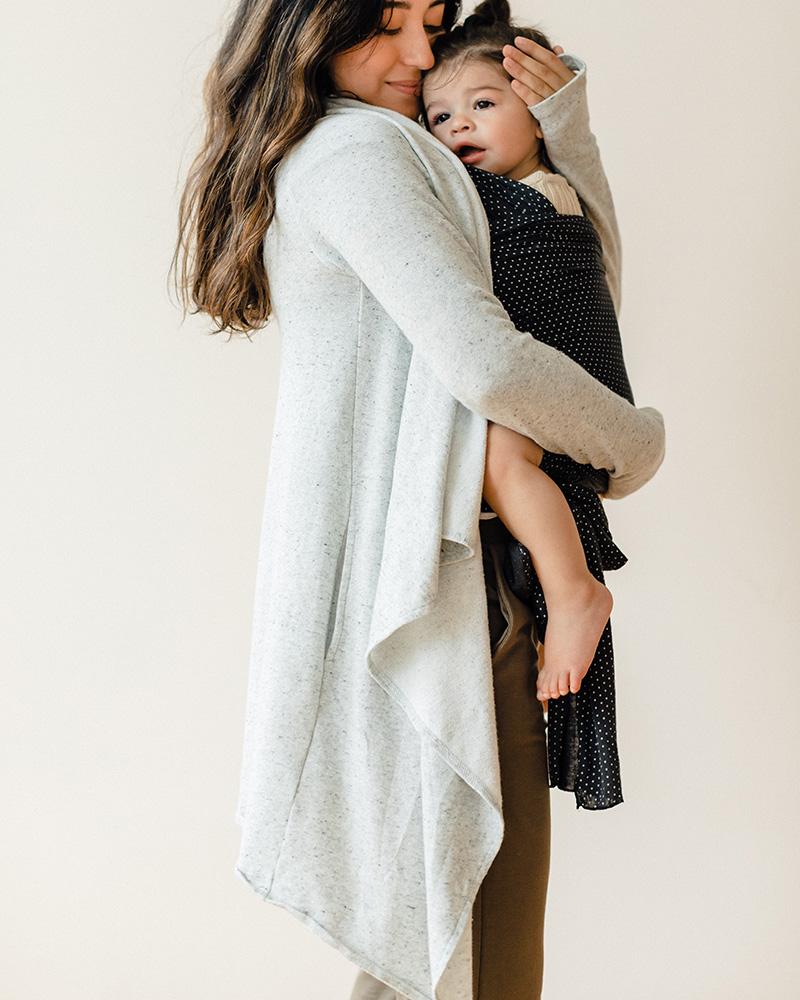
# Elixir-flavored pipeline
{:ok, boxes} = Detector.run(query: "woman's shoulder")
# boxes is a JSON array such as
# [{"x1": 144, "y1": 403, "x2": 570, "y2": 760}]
[
  {"x1": 274, "y1": 101, "x2": 482, "y2": 250},
  {"x1": 280, "y1": 104, "x2": 425, "y2": 188}
]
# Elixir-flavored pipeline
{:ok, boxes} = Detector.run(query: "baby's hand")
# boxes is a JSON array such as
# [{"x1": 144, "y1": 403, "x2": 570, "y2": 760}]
[{"x1": 501, "y1": 38, "x2": 575, "y2": 108}]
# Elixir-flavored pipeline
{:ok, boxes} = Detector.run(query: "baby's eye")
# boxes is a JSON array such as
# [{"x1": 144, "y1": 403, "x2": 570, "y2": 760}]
[
  {"x1": 432, "y1": 112, "x2": 450, "y2": 126},
  {"x1": 475, "y1": 99, "x2": 494, "y2": 110}
]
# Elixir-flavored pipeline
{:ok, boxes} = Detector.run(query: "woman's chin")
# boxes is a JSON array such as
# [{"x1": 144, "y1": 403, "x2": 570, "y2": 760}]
[{"x1": 382, "y1": 85, "x2": 421, "y2": 119}]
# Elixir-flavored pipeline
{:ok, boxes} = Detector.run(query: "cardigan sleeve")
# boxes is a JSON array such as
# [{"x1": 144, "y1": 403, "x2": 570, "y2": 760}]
[
  {"x1": 531, "y1": 55, "x2": 623, "y2": 314},
  {"x1": 287, "y1": 117, "x2": 664, "y2": 499}
]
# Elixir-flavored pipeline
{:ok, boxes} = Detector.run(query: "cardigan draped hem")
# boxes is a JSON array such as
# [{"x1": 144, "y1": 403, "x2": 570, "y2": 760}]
[{"x1": 234, "y1": 128, "x2": 507, "y2": 998}]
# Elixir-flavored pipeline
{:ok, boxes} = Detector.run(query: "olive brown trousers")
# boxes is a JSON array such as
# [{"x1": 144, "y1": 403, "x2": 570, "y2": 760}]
[{"x1": 349, "y1": 515, "x2": 552, "y2": 999}]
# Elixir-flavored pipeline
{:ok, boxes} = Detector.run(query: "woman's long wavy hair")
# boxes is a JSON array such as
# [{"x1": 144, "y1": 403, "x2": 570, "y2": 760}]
[
  {"x1": 172, "y1": 0, "x2": 462, "y2": 337},
  {"x1": 421, "y1": 0, "x2": 555, "y2": 170}
]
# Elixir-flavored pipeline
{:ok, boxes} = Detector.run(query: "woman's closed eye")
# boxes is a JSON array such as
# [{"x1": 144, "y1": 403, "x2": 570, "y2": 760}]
[
  {"x1": 380, "y1": 24, "x2": 446, "y2": 36},
  {"x1": 432, "y1": 99, "x2": 495, "y2": 127}
]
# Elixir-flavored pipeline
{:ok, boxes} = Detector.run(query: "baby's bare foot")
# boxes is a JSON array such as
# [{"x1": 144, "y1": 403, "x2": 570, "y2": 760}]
[{"x1": 535, "y1": 577, "x2": 613, "y2": 702}]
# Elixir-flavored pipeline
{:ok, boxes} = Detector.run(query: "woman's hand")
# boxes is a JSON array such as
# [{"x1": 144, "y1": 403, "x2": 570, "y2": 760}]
[{"x1": 501, "y1": 37, "x2": 575, "y2": 107}]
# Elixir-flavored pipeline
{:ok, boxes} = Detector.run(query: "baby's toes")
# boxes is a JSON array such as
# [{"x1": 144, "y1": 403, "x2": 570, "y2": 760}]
[
  {"x1": 557, "y1": 671, "x2": 571, "y2": 696},
  {"x1": 538, "y1": 675, "x2": 555, "y2": 701},
  {"x1": 535, "y1": 677, "x2": 548, "y2": 702},
  {"x1": 569, "y1": 669, "x2": 582, "y2": 694}
]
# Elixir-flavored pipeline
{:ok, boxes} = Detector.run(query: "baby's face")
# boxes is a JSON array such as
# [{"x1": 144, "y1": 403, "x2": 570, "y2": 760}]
[{"x1": 422, "y1": 58, "x2": 544, "y2": 179}]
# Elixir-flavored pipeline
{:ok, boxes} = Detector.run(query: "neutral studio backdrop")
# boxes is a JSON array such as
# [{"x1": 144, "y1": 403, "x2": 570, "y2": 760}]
[{"x1": 3, "y1": 0, "x2": 799, "y2": 997}]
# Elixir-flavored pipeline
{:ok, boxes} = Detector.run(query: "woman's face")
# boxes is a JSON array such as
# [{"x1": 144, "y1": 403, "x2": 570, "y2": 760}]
[{"x1": 329, "y1": 0, "x2": 447, "y2": 118}]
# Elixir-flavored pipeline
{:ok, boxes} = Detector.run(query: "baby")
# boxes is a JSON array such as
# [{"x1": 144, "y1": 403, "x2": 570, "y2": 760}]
[{"x1": 421, "y1": 1, "x2": 635, "y2": 713}]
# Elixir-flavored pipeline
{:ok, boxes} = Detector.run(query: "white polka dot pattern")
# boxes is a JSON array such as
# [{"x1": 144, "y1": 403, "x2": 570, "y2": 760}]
[{"x1": 467, "y1": 163, "x2": 635, "y2": 810}]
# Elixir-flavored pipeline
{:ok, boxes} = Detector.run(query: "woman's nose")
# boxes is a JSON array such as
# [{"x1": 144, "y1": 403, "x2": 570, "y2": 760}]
[{"x1": 398, "y1": 24, "x2": 436, "y2": 70}]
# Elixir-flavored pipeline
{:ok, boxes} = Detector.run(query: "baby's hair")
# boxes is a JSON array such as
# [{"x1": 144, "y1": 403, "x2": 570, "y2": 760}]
[{"x1": 421, "y1": 0, "x2": 556, "y2": 169}]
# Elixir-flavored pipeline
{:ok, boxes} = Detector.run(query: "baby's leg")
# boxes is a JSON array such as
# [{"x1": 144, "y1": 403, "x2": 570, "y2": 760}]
[{"x1": 483, "y1": 421, "x2": 613, "y2": 706}]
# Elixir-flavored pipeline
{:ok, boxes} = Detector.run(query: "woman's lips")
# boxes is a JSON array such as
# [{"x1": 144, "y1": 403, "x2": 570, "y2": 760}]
[
  {"x1": 458, "y1": 146, "x2": 486, "y2": 165},
  {"x1": 388, "y1": 81, "x2": 421, "y2": 96}
]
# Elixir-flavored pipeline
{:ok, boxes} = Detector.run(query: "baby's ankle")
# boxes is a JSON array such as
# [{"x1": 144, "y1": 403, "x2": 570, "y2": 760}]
[{"x1": 547, "y1": 573, "x2": 612, "y2": 614}]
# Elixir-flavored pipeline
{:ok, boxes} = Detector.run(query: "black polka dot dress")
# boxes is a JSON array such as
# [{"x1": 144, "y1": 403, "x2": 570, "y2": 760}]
[{"x1": 466, "y1": 162, "x2": 635, "y2": 810}]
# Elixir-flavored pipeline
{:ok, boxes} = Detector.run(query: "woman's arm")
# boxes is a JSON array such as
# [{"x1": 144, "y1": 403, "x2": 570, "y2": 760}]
[
  {"x1": 505, "y1": 43, "x2": 622, "y2": 312},
  {"x1": 288, "y1": 116, "x2": 664, "y2": 499}
]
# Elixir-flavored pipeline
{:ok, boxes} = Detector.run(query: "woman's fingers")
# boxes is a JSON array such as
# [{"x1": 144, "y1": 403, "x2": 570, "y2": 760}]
[
  {"x1": 512, "y1": 36, "x2": 575, "y2": 85},
  {"x1": 502, "y1": 36, "x2": 575, "y2": 107},
  {"x1": 502, "y1": 42, "x2": 572, "y2": 95}
]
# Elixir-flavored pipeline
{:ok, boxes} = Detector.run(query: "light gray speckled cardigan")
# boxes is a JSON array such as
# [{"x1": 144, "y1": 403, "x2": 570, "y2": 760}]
[{"x1": 235, "y1": 55, "x2": 666, "y2": 1000}]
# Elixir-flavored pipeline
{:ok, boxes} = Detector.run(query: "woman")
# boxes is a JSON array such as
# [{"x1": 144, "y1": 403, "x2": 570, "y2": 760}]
[{"x1": 173, "y1": 1, "x2": 666, "y2": 998}]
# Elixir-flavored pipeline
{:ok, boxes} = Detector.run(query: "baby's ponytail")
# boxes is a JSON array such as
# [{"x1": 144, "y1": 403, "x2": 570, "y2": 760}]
[
  {"x1": 462, "y1": 0, "x2": 512, "y2": 31},
  {"x1": 425, "y1": 0, "x2": 554, "y2": 95}
]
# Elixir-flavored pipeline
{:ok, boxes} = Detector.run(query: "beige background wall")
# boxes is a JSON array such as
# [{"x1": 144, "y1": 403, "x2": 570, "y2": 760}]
[{"x1": 3, "y1": 0, "x2": 798, "y2": 997}]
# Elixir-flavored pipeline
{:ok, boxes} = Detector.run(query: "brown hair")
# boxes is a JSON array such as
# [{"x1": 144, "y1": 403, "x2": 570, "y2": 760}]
[
  {"x1": 171, "y1": 0, "x2": 462, "y2": 337},
  {"x1": 420, "y1": 0, "x2": 556, "y2": 169}
]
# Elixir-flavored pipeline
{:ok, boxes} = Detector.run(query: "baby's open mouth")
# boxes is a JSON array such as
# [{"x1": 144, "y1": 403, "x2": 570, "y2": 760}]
[{"x1": 456, "y1": 145, "x2": 486, "y2": 165}]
